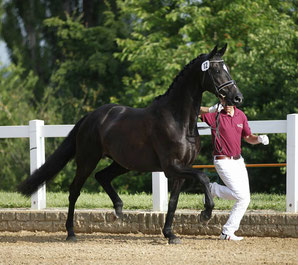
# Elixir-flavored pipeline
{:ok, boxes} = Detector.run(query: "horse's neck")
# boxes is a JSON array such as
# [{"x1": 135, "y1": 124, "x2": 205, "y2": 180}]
[
  {"x1": 166, "y1": 85, "x2": 203, "y2": 130},
  {"x1": 150, "y1": 66, "x2": 204, "y2": 131}
]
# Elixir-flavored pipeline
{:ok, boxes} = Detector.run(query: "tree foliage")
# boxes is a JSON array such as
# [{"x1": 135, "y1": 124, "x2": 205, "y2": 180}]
[
  {"x1": 44, "y1": 8, "x2": 129, "y2": 122},
  {"x1": 0, "y1": 64, "x2": 37, "y2": 189}
]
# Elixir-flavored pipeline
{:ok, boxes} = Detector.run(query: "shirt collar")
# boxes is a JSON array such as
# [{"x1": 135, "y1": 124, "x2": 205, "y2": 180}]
[{"x1": 220, "y1": 106, "x2": 240, "y2": 117}]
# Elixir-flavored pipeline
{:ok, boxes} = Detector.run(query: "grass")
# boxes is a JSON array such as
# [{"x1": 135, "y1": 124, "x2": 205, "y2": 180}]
[{"x1": 0, "y1": 191, "x2": 286, "y2": 211}]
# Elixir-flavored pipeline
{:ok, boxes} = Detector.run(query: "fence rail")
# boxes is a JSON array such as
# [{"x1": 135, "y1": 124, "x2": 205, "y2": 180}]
[
  {"x1": 193, "y1": 163, "x2": 287, "y2": 169},
  {"x1": 0, "y1": 114, "x2": 297, "y2": 212}
]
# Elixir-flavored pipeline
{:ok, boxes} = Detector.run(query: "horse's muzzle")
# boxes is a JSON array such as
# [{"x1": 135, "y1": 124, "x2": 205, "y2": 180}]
[{"x1": 233, "y1": 93, "x2": 243, "y2": 106}]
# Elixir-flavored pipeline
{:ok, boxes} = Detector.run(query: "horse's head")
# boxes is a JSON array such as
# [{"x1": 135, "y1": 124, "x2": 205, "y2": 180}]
[{"x1": 200, "y1": 44, "x2": 243, "y2": 106}]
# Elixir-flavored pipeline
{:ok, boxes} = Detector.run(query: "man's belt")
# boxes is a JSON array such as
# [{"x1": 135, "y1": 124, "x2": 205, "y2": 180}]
[{"x1": 214, "y1": 155, "x2": 241, "y2": 160}]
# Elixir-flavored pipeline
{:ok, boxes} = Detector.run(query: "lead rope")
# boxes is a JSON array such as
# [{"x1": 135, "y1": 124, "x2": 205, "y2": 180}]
[
  {"x1": 214, "y1": 109, "x2": 223, "y2": 153},
  {"x1": 197, "y1": 101, "x2": 224, "y2": 153}
]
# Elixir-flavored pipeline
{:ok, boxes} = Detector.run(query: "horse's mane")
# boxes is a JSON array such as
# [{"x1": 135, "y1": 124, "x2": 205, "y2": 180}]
[{"x1": 154, "y1": 54, "x2": 205, "y2": 101}]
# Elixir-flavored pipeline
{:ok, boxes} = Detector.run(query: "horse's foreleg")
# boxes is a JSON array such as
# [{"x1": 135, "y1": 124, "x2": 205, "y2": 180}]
[
  {"x1": 162, "y1": 178, "x2": 185, "y2": 244},
  {"x1": 95, "y1": 162, "x2": 129, "y2": 218},
  {"x1": 161, "y1": 165, "x2": 214, "y2": 244},
  {"x1": 195, "y1": 170, "x2": 214, "y2": 222}
]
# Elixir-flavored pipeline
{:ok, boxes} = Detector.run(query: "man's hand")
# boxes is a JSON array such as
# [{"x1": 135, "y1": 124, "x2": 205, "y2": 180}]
[
  {"x1": 245, "y1": 134, "x2": 269, "y2": 145},
  {"x1": 258, "y1": 135, "x2": 269, "y2": 145},
  {"x1": 208, "y1": 103, "x2": 224, "y2": 113}
]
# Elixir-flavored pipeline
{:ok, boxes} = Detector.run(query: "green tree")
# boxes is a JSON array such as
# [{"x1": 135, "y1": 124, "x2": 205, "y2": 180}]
[
  {"x1": 1, "y1": 0, "x2": 122, "y2": 101},
  {"x1": 0, "y1": 63, "x2": 47, "y2": 190},
  {"x1": 44, "y1": 6, "x2": 129, "y2": 122}
]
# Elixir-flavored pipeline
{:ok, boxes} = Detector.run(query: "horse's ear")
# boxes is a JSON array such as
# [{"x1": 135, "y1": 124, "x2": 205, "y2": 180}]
[
  {"x1": 217, "y1": 43, "x2": 228, "y2": 57},
  {"x1": 207, "y1": 45, "x2": 218, "y2": 59}
]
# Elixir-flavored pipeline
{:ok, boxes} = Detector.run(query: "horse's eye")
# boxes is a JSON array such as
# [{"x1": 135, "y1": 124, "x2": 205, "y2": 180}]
[{"x1": 211, "y1": 67, "x2": 220, "y2": 74}]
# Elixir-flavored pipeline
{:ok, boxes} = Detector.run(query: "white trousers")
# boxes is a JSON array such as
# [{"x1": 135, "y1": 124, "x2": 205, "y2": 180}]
[{"x1": 212, "y1": 157, "x2": 250, "y2": 235}]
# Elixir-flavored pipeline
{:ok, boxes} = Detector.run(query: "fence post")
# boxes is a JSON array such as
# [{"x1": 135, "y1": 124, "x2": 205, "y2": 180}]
[
  {"x1": 152, "y1": 172, "x2": 168, "y2": 211},
  {"x1": 29, "y1": 120, "x2": 46, "y2": 209},
  {"x1": 286, "y1": 114, "x2": 298, "y2": 212}
]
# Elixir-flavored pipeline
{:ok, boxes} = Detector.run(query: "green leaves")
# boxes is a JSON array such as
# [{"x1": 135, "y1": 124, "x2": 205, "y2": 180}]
[{"x1": 44, "y1": 7, "x2": 129, "y2": 122}]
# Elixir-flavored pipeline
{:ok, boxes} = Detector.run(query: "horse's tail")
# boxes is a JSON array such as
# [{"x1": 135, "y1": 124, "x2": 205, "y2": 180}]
[{"x1": 17, "y1": 115, "x2": 88, "y2": 196}]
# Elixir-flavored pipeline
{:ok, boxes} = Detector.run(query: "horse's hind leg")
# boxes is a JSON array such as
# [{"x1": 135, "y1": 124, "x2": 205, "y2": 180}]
[
  {"x1": 95, "y1": 161, "x2": 129, "y2": 218},
  {"x1": 66, "y1": 156, "x2": 100, "y2": 242}
]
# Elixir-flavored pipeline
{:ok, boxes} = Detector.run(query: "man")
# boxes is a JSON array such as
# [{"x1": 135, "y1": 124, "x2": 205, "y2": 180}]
[{"x1": 200, "y1": 102, "x2": 269, "y2": 241}]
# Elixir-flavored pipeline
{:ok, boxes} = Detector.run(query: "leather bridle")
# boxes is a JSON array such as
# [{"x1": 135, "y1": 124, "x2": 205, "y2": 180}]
[{"x1": 203, "y1": 59, "x2": 237, "y2": 100}]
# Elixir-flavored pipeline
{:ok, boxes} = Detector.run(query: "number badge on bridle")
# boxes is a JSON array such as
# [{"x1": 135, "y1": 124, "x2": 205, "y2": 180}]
[{"x1": 201, "y1": 60, "x2": 210, "y2": 71}]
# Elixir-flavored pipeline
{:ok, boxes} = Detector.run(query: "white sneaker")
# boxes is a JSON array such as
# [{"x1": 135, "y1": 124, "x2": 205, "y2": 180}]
[{"x1": 219, "y1": 232, "x2": 243, "y2": 241}]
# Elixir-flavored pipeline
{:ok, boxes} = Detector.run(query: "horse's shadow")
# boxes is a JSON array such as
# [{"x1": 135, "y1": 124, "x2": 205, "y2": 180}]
[{"x1": 0, "y1": 233, "x2": 217, "y2": 244}]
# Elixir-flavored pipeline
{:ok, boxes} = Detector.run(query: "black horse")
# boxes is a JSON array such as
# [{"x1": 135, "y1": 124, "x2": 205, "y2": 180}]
[{"x1": 18, "y1": 44, "x2": 243, "y2": 244}]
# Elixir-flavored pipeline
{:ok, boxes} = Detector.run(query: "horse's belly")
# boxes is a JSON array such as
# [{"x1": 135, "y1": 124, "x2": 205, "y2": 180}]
[
  {"x1": 102, "y1": 130, "x2": 161, "y2": 171},
  {"x1": 108, "y1": 147, "x2": 161, "y2": 171}
]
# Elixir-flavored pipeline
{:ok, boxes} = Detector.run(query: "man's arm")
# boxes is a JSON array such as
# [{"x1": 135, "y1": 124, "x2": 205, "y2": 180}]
[
  {"x1": 199, "y1": 103, "x2": 224, "y2": 116},
  {"x1": 200, "y1": 106, "x2": 210, "y2": 115},
  {"x1": 244, "y1": 134, "x2": 259, "y2": 145},
  {"x1": 244, "y1": 134, "x2": 269, "y2": 145}
]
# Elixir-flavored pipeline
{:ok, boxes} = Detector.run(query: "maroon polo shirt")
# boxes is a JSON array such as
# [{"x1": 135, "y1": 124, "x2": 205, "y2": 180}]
[{"x1": 201, "y1": 107, "x2": 251, "y2": 156}]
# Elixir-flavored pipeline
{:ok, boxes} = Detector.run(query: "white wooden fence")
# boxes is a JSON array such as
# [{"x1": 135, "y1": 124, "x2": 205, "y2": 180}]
[{"x1": 0, "y1": 114, "x2": 297, "y2": 212}]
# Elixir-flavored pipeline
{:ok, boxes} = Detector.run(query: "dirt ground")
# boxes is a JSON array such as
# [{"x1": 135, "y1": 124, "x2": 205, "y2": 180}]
[{"x1": 0, "y1": 231, "x2": 297, "y2": 265}]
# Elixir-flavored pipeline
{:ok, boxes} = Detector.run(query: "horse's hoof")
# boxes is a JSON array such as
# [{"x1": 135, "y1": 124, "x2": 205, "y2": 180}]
[
  {"x1": 66, "y1": 235, "x2": 77, "y2": 242},
  {"x1": 114, "y1": 207, "x2": 124, "y2": 219},
  {"x1": 200, "y1": 210, "x2": 211, "y2": 223},
  {"x1": 113, "y1": 211, "x2": 123, "y2": 220},
  {"x1": 115, "y1": 211, "x2": 124, "y2": 219},
  {"x1": 168, "y1": 237, "x2": 181, "y2": 244}
]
